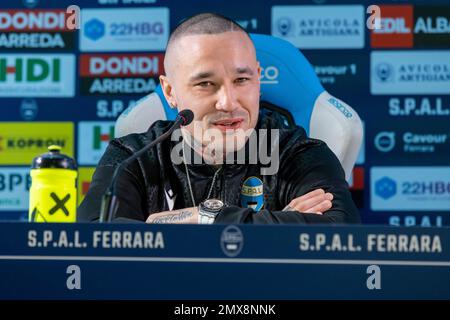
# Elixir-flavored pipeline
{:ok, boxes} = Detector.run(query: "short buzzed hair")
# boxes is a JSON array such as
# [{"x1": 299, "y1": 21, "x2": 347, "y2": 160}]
[
  {"x1": 163, "y1": 13, "x2": 254, "y2": 77},
  {"x1": 167, "y1": 13, "x2": 250, "y2": 47}
]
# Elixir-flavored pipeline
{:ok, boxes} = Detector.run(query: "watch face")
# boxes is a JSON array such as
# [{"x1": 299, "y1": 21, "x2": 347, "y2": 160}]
[{"x1": 203, "y1": 199, "x2": 224, "y2": 211}]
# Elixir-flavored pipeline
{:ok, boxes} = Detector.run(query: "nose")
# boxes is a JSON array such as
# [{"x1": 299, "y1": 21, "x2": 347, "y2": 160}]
[{"x1": 215, "y1": 83, "x2": 239, "y2": 112}]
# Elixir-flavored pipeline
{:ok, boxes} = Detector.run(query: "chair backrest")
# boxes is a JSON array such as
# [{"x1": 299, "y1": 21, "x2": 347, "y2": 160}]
[{"x1": 115, "y1": 33, "x2": 363, "y2": 180}]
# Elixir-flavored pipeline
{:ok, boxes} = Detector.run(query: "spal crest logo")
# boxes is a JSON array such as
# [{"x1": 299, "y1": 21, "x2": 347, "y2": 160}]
[
  {"x1": 20, "y1": 98, "x2": 38, "y2": 120},
  {"x1": 220, "y1": 225, "x2": 244, "y2": 257},
  {"x1": 240, "y1": 176, "x2": 264, "y2": 211}
]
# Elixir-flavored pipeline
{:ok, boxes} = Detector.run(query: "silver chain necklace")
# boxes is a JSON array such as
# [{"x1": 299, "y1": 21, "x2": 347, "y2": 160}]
[{"x1": 182, "y1": 141, "x2": 222, "y2": 207}]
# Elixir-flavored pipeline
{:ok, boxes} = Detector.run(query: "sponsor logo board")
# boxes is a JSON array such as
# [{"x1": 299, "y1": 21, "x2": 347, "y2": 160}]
[
  {"x1": 0, "y1": 54, "x2": 75, "y2": 97},
  {"x1": 0, "y1": 122, "x2": 74, "y2": 165},
  {"x1": 0, "y1": 9, "x2": 76, "y2": 50},
  {"x1": 371, "y1": 167, "x2": 450, "y2": 211},
  {"x1": 79, "y1": 8, "x2": 169, "y2": 52},
  {"x1": 371, "y1": 51, "x2": 450, "y2": 95},
  {"x1": 78, "y1": 121, "x2": 115, "y2": 165},
  {"x1": 0, "y1": 167, "x2": 31, "y2": 211},
  {"x1": 79, "y1": 53, "x2": 163, "y2": 95},
  {"x1": 272, "y1": 5, "x2": 364, "y2": 49},
  {"x1": 371, "y1": 5, "x2": 414, "y2": 48},
  {"x1": 371, "y1": 5, "x2": 450, "y2": 48},
  {"x1": 374, "y1": 130, "x2": 450, "y2": 154}
]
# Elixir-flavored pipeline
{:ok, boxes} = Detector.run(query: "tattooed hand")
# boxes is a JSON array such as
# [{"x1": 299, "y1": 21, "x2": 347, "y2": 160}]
[{"x1": 146, "y1": 207, "x2": 199, "y2": 224}]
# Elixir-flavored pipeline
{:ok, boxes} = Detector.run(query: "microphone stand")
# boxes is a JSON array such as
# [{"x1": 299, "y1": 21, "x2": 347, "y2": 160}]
[{"x1": 99, "y1": 114, "x2": 189, "y2": 222}]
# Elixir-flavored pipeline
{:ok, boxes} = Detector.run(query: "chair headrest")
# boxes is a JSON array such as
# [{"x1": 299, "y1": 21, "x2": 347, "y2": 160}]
[{"x1": 251, "y1": 33, "x2": 324, "y2": 134}]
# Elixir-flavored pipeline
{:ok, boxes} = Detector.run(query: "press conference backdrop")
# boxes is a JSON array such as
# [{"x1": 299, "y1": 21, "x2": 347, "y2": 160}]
[{"x1": 0, "y1": 0, "x2": 449, "y2": 226}]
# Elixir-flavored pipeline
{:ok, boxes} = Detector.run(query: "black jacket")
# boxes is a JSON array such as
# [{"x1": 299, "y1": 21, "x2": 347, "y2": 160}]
[{"x1": 78, "y1": 109, "x2": 360, "y2": 224}]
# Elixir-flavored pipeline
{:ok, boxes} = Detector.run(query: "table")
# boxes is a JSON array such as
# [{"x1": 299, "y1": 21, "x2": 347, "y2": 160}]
[{"x1": 0, "y1": 222, "x2": 449, "y2": 299}]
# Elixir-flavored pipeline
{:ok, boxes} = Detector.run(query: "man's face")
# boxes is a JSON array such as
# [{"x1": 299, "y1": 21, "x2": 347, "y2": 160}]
[{"x1": 161, "y1": 31, "x2": 261, "y2": 159}]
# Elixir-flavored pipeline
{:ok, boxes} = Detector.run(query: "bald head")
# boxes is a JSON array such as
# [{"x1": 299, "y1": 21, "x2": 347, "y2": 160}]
[{"x1": 164, "y1": 13, "x2": 254, "y2": 77}]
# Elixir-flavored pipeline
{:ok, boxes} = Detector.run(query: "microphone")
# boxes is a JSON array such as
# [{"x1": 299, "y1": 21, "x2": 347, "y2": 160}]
[{"x1": 99, "y1": 109, "x2": 194, "y2": 222}]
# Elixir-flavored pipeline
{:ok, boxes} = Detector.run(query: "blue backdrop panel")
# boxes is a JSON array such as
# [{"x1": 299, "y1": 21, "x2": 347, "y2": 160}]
[{"x1": 0, "y1": 0, "x2": 449, "y2": 227}]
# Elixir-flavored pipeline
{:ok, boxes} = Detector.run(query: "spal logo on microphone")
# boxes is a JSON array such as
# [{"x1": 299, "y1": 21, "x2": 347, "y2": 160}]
[
  {"x1": 240, "y1": 176, "x2": 264, "y2": 211},
  {"x1": 220, "y1": 225, "x2": 244, "y2": 257}
]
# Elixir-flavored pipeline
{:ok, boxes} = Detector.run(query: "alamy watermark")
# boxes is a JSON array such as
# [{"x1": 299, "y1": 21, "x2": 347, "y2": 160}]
[
  {"x1": 367, "y1": 5, "x2": 382, "y2": 31},
  {"x1": 66, "y1": 5, "x2": 81, "y2": 30},
  {"x1": 170, "y1": 123, "x2": 280, "y2": 176}
]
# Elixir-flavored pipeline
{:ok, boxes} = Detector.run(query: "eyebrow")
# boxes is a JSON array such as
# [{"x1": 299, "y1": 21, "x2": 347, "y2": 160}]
[
  {"x1": 189, "y1": 67, "x2": 254, "y2": 83},
  {"x1": 189, "y1": 71, "x2": 214, "y2": 83},
  {"x1": 236, "y1": 67, "x2": 254, "y2": 76}
]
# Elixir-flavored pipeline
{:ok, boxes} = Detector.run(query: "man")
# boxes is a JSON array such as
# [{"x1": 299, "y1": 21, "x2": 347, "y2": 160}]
[{"x1": 78, "y1": 13, "x2": 360, "y2": 224}]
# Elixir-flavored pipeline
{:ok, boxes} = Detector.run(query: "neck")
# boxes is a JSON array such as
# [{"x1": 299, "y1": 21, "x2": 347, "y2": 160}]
[{"x1": 181, "y1": 130, "x2": 227, "y2": 166}]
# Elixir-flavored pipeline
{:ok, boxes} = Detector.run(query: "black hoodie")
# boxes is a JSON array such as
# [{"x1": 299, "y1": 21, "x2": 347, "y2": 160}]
[{"x1": 78, "y1": 107, "x2": 360, "y2": 224}]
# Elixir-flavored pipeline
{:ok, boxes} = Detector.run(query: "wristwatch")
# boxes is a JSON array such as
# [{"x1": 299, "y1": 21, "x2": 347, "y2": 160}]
[{"x1": 198, "y1": 199, "x2": 224, "y2": 224}]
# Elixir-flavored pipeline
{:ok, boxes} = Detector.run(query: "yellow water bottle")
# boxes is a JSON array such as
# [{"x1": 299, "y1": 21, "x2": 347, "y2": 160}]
[{"x1": 29, "y1": 145, "x2": 78, "y2": 223}]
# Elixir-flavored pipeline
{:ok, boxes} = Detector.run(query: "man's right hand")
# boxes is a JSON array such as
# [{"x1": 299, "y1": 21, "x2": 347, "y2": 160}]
[{"x1": 284, "y1": 189, "x2": 333, "y2": 215}]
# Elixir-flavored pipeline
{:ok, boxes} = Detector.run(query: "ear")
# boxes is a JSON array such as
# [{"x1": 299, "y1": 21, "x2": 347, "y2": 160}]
[
  {"x1": 256, "y1": 61, "x2": 262, "y2": 96},
  {"x1": 256, "y1": 61, "x2": 262, "y2": 81},
  {"x1": 159, "y1": 75, "x2": 177, "y2": 108}
]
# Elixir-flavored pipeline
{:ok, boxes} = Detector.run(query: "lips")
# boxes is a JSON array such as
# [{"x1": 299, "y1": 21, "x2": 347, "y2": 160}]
[{"x1": 211, "y1": 118, "x2": 244, "y2": 131}]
